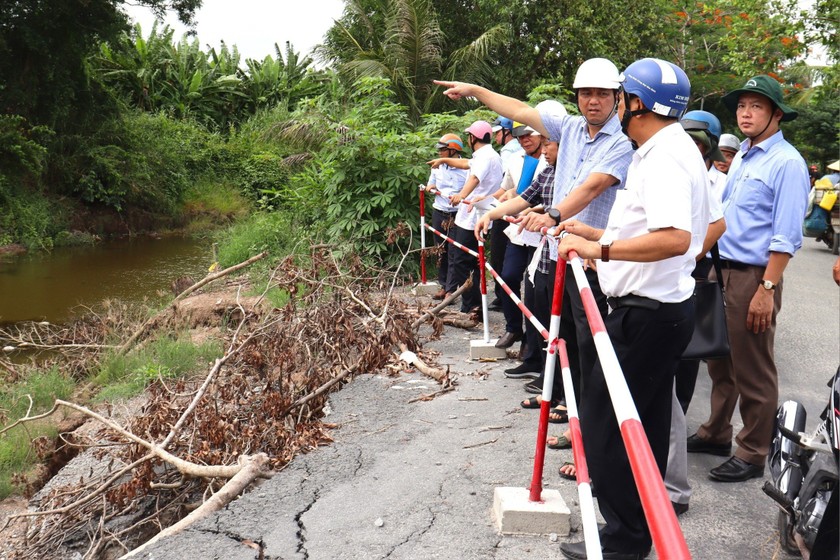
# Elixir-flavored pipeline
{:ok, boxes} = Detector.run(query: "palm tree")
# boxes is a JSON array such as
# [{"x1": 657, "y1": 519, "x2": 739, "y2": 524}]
[{"x1": 318, "y1": 0, "x2": 506, "y2": 122}]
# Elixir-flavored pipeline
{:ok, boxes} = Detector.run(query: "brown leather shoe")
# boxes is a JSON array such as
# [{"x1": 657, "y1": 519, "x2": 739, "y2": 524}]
[{"x1": 431, "y1": 288, "x2": 447, "y2": 300}]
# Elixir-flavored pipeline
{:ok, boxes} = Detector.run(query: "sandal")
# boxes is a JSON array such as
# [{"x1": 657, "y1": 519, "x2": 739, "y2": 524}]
[
  {"x1": 548, "y1": 406, "x2": 569, "y2": 424},
  {"x1": 520, "y1": 396, "x2": 558, "y2": 410},
  {"x1": 547, "y1": 434, "x2": 572, "y2": 450},
  {"x1": 558, "y1": 461, "x2": 576, "y2": 481}
]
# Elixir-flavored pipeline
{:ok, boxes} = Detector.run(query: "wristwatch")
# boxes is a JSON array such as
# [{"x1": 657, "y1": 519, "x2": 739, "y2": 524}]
[
  {"x1": 600, "y1": 240, "x2": 613, "y2": 262},
  {"x1": 760, "y1": 279, "x2": 776, "y2": 291},
  {"x1": 547, "y1": 208, "x2": 561, "y2": 225}
]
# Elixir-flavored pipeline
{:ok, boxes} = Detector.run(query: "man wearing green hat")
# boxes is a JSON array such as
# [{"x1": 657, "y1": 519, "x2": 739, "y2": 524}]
[{"x1": 688, "y1": 75, "x2": 810, "y2": 482}]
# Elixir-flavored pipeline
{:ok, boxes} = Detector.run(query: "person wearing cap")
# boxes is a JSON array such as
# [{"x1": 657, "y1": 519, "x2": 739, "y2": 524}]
[
  {"x1": 554, "y1": 58, "x2": 709, "y2": 559},
  {"x1": 489, "y1": 121, "x2": 547, "y2": 348},
  {"x1": 688, "y1": 75, "x2": 809, "y2": 483},
  {"x1": 489, "y1": 115, "x2": 524, "y2": 311},
  {"x1": 429, "y1": 121, "x2": 503, "y2": 316},
  {"x1": 424, "y1": 134, "x2": 469, "y2": 300},
  {"x1": 714, "y1": 133, "x2": 741, "y2": 174}
]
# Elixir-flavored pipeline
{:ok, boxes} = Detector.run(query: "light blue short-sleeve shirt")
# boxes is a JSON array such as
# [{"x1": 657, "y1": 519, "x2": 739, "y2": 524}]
[{"x1": 538, "y1": 112, "x2": 633, "y2": 231}]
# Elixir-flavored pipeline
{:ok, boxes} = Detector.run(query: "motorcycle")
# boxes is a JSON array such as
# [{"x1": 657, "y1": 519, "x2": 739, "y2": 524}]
[{"x1": 763, "y1": 367, "x2": 840, "y2": 559}]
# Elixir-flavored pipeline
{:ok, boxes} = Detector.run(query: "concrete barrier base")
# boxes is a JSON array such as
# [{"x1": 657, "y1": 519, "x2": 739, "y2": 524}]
[
  {"x1": 469, "y1": 339, "x2": 508, "y2": 360},
  {"x1": 412, "y1": 282, "x2": 441, "y2": 296},
  {"x1": 492, "y1": 486, "x2": 571, "y2": 535}
]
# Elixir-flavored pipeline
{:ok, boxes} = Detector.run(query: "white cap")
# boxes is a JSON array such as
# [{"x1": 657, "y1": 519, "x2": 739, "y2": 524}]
[{"x1": 718, "y1": 133, "x2": 741, "y2": 153}]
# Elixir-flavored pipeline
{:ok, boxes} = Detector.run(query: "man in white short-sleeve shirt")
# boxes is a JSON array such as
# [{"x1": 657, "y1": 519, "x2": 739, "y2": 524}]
[
  {"x1": 556, "y1": 58, "x2": 709, "y2": 559},
  {"x1": 430, "y1": 120, "x2": 503, "y2": 315}
]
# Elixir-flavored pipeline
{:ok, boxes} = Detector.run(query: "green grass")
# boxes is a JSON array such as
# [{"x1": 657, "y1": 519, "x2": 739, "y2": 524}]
[
  {"x1": 94, "y1": 334, "x2": 223, "y2": 401},
  {"x1": 0, "y1": 367, "x2": 74, "y2": 499}
]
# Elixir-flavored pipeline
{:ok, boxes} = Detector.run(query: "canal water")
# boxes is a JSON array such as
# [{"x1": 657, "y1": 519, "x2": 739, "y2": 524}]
[{"x1": 0, "y1": 237, "x2": 213, "y2": 325}]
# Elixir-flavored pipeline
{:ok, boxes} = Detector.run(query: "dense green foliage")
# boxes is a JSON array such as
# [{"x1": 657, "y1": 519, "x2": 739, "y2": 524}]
[{"x1": 0, "y1": 0, "x2": 836, "y2": 257}]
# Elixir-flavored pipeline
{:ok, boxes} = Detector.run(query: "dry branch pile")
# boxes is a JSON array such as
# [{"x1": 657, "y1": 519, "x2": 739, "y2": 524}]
[{"x1": 3, "y1": 248, "x2": 438, "y2": 559}]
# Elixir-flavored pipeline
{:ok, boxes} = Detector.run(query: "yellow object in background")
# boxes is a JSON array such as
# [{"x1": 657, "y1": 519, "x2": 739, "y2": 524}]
[{"x1": 819, "y1": 190, "x2": 838, "y2": 211}]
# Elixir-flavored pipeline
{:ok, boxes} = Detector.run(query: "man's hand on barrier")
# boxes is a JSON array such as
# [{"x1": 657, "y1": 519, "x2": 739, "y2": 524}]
[
  {"x1": 557, "y1": 233, "x2": 599, "y2": 261},
  {"x1": 557, "y1": 219, "x2": 601, "y2": 241},
  {"x1": 518, "y1": 212, "x2": 553, "y2": 233},
  {"x1": 475, "y1": 215, "x2": 491, "y2": 241},
  {"x1": 450, "y1": 193, "x2": 464, "y2": 206}
]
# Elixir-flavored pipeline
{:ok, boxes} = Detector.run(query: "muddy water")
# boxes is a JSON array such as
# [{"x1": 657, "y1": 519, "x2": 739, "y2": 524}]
[{"x1": 0, "y1": 237, "x2": 212, "y2": 325}]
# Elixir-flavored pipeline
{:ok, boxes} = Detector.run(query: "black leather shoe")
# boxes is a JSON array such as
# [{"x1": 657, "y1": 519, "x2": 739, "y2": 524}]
[
  {"x1": 560, "y1": 540, "x2": 649, "y2": 560},
  {"x1": 672, "y1": 501, "x2": 689, "y2": 516},
  {"x1": 709, "y1": 456, "x2": 764, "y2": 482},
  {"x1": 504, "y1": 362, "x2": 540, "y2": 379},
  {"x1": 686, "y1": 433, "x2": 731, "y2": 456},
  {"x1": 495, "y1": 331, "x2": 522, "y2": 349},
  {"x1": 488, "y1": 297, "x2": 502, "y2": 311}
]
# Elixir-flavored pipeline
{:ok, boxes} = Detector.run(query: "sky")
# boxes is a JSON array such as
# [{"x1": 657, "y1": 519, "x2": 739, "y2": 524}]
[{"x1": 122, "y1": 0, "x2": 345, "y2": 63}]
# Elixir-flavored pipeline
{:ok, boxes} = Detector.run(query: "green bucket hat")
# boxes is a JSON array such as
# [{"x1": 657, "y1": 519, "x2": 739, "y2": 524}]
[{"x1": 721, "y1": 75, "x2": 797, "y2": 121}]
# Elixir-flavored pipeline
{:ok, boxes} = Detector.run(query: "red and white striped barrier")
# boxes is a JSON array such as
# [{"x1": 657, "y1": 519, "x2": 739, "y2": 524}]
[
  {"x1": 566, "y1": 250, "x2": 691, "y2": 559},
  {"x1": 556, "y1": 338, "x2": 600, "y2": 559},
  {"x1": 418, "y1": 185, "x2": 429, "y2": 284}
]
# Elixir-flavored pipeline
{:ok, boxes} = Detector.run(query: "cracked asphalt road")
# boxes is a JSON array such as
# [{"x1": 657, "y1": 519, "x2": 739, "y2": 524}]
[{"x1": 138, "y1": 243, "x2": 838, "y2": 560}]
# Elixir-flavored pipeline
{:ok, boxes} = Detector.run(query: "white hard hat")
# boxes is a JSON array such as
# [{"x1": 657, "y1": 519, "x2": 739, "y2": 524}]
[
  {"x1": 718, "y1": 133, "x2": 741, "y2": 153},
  {"x1": 573, "y1": 58, "x2": 621, "y2": 90},
  {"x1": 535, "y1": 99, "x2": 568, "y2": 121}
]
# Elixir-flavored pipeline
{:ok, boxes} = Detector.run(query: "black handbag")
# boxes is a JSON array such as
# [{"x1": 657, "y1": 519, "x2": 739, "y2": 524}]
[{"x1": 682, "y1": 245, "x2": 730, "y2": 360}]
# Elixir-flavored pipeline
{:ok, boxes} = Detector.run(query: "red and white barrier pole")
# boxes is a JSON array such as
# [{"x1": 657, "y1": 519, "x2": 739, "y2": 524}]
[
  {"x1": 528, "y1": 254, "x2": 567, "y2": 502},
  {"x1": 482, "y1": 262, "x2": 549, "y2": 342},
  {"x1": 418, "y1": 185, "x2": 428, "y2": 285},
  {"x1": 567, "y1": 250, "x2": 690, "y2": 559},
  {"x1": 556, "y1": 338, "x2": 601, "y2": 559},
  {"x1": 477, "y1": 243, "x2": 490, "y2": 343}
]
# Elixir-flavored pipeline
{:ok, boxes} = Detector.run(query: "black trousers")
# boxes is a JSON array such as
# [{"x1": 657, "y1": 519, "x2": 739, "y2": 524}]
[
  {"x1": 582, "y1": 298, "x2": 693, "y2": 553},
  {"x1": 521, "y1": 262, "x2": 555, "y2": 372},
  {"x1": 448, "y1": 225, "x2": 481, "y2": 312},
  {"x1": 431, "y1": 209, "x2": 457, "y2": 286},
  {"x1": 490, "y1": 219, "x2": 509, "y2": 302}
]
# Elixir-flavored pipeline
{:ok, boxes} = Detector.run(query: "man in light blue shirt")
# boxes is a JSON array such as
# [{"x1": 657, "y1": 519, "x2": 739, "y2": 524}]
[{"x1": 689, "y1": 75, "x2": 809, "y2": 483}]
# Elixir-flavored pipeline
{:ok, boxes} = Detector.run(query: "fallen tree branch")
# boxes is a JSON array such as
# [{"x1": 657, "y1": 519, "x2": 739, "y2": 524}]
[
  {"x1": 117, "y1": 251, "x2": 268, "y2": 355},
  {"x1": 397, "y1": 343, "x2": 448, "y2": 384},
  {"x1": 120, "y1": 453, "x2": 271, "y2": 559},
  {"x1": 278, "y1": 364, "x2": 357, "y2": 417},
  {"x1": 410, "y1": 277, "x2": 473, "y2": 330}
]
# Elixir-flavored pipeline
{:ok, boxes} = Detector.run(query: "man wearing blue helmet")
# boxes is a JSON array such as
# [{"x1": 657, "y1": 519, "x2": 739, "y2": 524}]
[
  {"x1": 663, "y1": 109, "x2": 729, "y2": 518},
  {"x1": 688, "y1": 75, "x2": 809, "y2": 483},
  {"x1": 556, "y1": 58, "x2": 709, "y2": 559}
]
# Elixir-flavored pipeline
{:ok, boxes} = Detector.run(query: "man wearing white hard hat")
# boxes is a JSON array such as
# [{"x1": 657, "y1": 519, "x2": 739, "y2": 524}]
[{"x1": 458, "y1": 58, "x2": 633, "y2": 429}]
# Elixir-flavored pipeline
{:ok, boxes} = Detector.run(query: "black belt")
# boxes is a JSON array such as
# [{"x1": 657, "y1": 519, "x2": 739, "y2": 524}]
[
  {"x1": 719, "y1": 259, "x2": 758, "y2": 270},
  {"x1": 606, "y1": 294, "x2": 661, "y2": 311}
]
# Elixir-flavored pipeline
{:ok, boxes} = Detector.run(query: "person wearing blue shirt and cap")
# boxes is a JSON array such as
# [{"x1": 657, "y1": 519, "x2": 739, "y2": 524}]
[{"x1": 688, "y1": 75, "x2": 810, "y2": 483}]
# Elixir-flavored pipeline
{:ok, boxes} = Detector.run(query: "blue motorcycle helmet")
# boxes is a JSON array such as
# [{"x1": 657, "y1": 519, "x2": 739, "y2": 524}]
[
  {"x1": 681, "y1": 110, "x2": 726, "y2": 162},
  {"x1": 491, "y1": 116, "x2": 514, "y2": 132},
  {"x1": 619, "y1": 58, "x2": 691, "y2": 136}
]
